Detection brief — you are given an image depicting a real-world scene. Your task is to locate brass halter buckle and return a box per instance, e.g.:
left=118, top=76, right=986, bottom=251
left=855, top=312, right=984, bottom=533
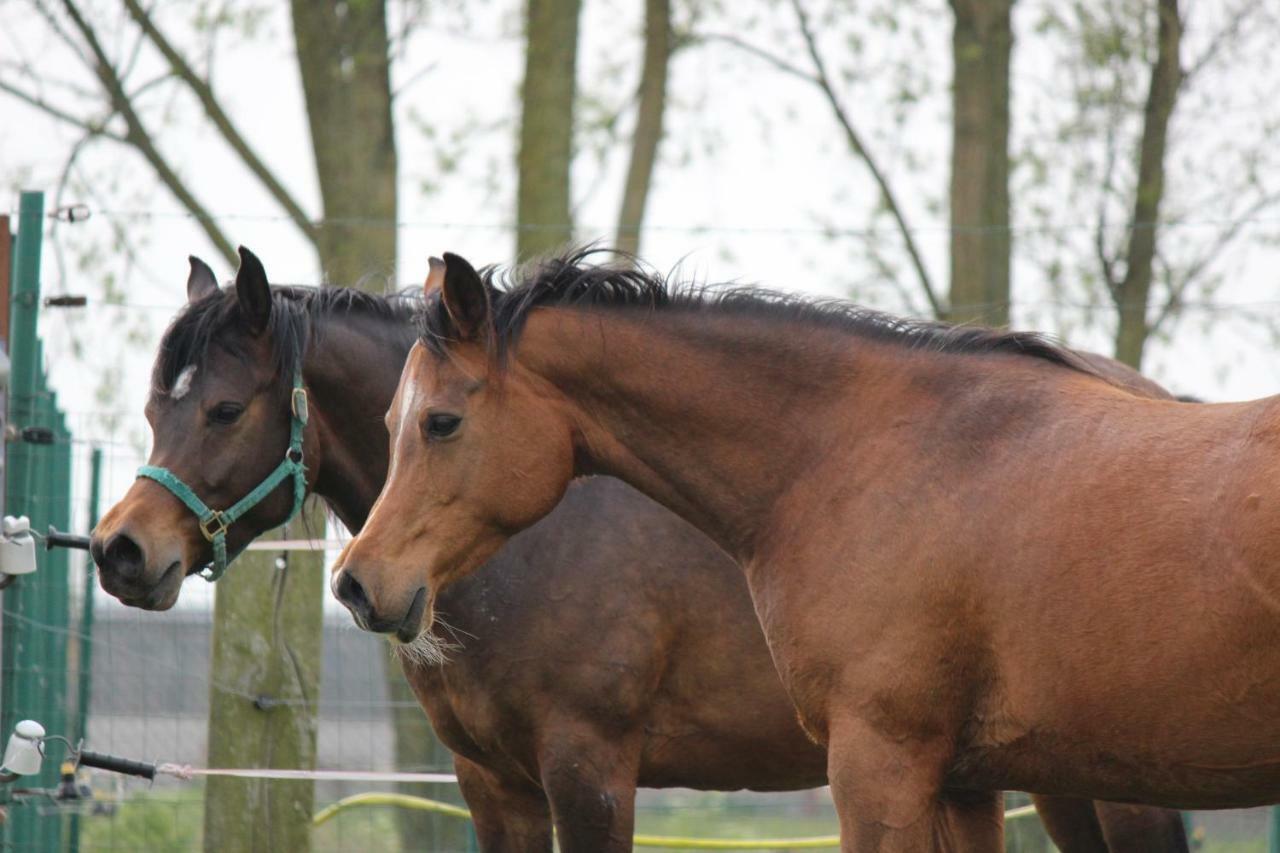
left=199, top=511, right=228, bottom=543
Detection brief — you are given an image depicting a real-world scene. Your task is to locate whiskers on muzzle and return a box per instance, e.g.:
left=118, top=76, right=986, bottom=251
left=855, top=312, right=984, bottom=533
left=390, top=609, right=474, bottom=668
left=391, top=626, right=456, bottom=670
left=392, top=631, right=453, bottom=667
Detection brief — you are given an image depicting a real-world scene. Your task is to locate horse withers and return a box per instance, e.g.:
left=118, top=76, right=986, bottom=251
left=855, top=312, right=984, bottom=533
left=338, top=250, right=1253, bottom=851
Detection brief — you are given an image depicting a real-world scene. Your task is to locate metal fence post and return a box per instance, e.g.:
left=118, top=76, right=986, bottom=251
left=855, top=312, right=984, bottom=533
left=76, top=445, right=101, bottom=743
left=67, top=446, right=101, bottom=853
left=2, top=191, right=47, bottom=850
left=1, top=191, right=73, bottom=852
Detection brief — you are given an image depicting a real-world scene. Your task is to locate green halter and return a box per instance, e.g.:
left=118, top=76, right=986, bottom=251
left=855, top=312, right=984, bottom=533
left=136, top=369, right=309, bottom=582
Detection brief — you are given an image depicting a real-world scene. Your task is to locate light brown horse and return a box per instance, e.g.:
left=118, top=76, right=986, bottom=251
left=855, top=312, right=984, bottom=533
left=91, top=251, right=1185, bottom=852
left=336, top=250, right=1267, bottom=851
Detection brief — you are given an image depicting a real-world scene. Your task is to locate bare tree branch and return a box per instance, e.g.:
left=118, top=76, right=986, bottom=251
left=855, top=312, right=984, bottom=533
left=703, top=7, right=942, bottom=317
left=696, top=32, right=818, bottom=82
left=389, top=0, right=430, bottom=61
left=1184, top=0, right=1265, bottom=81
left=0, top=78, right=125, bottom=140
left=59, top=2, right=238, bottom=267
left=616, top=0, right=671, bottom=255
left=392, top=60, right=438, bottom=100
left=568, top=84, right=645, bottom=219
left=1151, top=187, right=1280, bottom=333
left=59, top=0, right=237, bottom=267
left=788, top=0, right=942, bottom=318
left=1111, top=0, right=1183, bottom=368
left=126, top=71, right=181, bottom=102
left=0, top=58, right=99, bottom=102
left=1150, top=248, right=1179, bottom=327
left=863, top=233, right=927, bottom=317
left=120, top=0, right=317, bottom=246
left=29, top=0, right=96, bottom=72
left=1095, top=69, right=1125, bottom=298
left=118, top=5, right=152, bottom=83
left=49, top=127, right=109, bottom=296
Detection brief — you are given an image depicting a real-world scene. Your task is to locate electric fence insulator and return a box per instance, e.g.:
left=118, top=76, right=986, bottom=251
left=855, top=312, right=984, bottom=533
left=43, top=295, right=87, bottom=308
left=19, top=427, right=54, bottom=445
left=47, top=204, right=90, bottom=223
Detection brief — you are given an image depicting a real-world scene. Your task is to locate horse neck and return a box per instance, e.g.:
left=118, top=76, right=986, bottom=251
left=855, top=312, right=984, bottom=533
left=301, top=315, right=415, bottom=532
left=519, top=309, right=894, bottom=560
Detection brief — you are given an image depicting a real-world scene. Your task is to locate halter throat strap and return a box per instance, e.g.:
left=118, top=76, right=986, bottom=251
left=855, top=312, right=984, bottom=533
left=136, top=369, right=309, bottom=581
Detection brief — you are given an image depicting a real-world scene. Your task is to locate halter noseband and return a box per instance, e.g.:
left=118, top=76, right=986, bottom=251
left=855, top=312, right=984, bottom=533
left=136, top=369, right=309, bottom=582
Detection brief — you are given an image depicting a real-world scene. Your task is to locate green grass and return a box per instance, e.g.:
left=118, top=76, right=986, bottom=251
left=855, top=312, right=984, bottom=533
left=50, top=787, right=1280, bottom=853
left=312, top=804, right=405, bottom=852
left=77, top=790, right=202, bottom=852
left=72, top=786, right=410, bottom=853
left=632, top=805, right=1055, bottom=853
left=636, top=806, right=838, bottom=850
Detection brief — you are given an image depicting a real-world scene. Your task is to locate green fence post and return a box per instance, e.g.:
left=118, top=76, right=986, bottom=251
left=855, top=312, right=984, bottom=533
left=50, top=393, right=71, bottom=739
left=2, top=191, right=46, bottom=851
left=67, top=446, right=100, bottom=853
left=2, top=191, right=72, bottom=852
left=77, top=446, right=102, bottom=744
left=50, top=398, right=73, bottom=853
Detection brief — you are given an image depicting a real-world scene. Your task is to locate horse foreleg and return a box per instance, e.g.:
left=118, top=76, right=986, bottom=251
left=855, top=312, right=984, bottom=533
left=827, top=717, right=1002, bottom=852
left=1032, top=795, right=1189, bottom=852
left=454, top=755, right=553, bottom=853
left=1094, top=802, right=1189, bottom=853
left=539, top=728, right=642, bottom=853
left=1032, top=794, right=1110, bottom=852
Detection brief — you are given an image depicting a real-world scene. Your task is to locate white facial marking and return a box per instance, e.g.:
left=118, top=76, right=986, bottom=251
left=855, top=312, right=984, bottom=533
left=397, top=377, right=419, bottom=433
left=172, top=365, right=197, bottom=400
left=388, top=368, right=425, bottom=476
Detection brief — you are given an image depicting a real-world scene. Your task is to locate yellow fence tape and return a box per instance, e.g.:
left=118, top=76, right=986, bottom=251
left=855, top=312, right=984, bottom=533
left=313, top=792, right=1040, bottom=850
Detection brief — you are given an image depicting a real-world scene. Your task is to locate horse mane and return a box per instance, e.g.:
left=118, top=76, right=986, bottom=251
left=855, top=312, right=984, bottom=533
left=418, top=248, right=1088, bottom=375
left=155, top=285, right=420, bottom=392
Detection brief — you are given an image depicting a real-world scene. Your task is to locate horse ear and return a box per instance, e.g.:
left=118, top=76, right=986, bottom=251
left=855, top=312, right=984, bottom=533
left=187, top=256, right=219, bottom=303
left=235, top=246, right=272, bottom=335
left=441, top=252, right=490, bottom=341
left=424, top=256, right=446, bottom=299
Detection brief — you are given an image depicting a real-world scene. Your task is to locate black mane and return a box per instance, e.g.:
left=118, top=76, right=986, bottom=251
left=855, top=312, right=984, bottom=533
left=418, top=248, right=1087, bottom=374
left=155, top=285, right=420, bottom=392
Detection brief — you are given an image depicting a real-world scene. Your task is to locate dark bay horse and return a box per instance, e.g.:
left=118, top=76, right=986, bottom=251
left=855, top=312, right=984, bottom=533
left=92, top=249, right=1185, bottom=852
left=334, top=250, right=1260, bottom=850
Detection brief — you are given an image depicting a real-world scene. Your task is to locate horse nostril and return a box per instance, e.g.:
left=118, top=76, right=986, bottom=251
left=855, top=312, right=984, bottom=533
left=335, top=571, right=372, bottom=623
left=100, top=533, right=146, bottom=580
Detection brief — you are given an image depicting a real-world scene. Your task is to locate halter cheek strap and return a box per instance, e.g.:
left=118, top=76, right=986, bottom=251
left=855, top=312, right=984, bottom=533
left=136, top=370, right=309, bottom=582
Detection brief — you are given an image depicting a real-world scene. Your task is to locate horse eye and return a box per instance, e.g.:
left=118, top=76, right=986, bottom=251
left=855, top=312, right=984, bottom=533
left=208, top=402, right=244, bottom=425
left=425, top=413, right=462, bottom=440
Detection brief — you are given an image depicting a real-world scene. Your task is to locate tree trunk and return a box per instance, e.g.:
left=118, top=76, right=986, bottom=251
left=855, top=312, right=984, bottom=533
left=1112, top=0, right=1183, bottom=370
left=203, top=525, right=325, bottom=853
left=290, top=4, right=467, bottom=850
left=948, top=0, right=1014, bottom=327
left=615, top=0, right=671, bottom=256
left=291, top=0, right=399, bottom=284
left=517, top=0, right=582, bottom=261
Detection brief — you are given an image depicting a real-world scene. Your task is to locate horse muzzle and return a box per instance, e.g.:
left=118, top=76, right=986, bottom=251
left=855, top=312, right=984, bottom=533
left=332, top=566, right=428, bottom=642
left=90, top=527, right=187, bottom=610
